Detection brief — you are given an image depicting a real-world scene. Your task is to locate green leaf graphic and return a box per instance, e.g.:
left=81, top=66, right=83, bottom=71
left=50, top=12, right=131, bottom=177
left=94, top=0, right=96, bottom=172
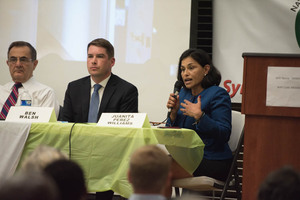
left=296, top=10, right=300, bottom=48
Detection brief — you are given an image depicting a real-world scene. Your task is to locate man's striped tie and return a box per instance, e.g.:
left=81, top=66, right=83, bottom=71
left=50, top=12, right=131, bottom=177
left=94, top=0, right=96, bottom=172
left=0, top=82, right=22, bottom=120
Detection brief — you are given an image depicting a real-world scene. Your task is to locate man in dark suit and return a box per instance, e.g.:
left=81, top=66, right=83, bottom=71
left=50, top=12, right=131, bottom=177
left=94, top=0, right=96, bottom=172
left=61, top=38, right=138, bottom=199
left=61, top=38, right=138, bottom=123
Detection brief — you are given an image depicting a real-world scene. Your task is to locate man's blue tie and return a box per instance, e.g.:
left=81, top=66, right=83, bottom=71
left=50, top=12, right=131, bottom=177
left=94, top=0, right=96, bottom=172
left=0, top=82, right=22, bottom=120
left=88, top=84, right=102, bottom=123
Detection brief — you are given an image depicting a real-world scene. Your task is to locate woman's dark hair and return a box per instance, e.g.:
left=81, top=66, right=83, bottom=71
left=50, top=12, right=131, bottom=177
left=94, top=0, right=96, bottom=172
left=177, top=49, right=221, bottom=89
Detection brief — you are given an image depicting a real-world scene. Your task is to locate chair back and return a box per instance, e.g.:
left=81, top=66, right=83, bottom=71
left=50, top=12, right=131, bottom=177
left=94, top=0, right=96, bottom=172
left=228, top=111, right=245, bottom=152
left=172, top=110, right=245, bottom=200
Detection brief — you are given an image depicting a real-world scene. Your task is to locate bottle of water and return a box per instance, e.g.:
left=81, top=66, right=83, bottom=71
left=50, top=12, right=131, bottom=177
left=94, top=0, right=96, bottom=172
left=20, top=90, right=32, bottom=106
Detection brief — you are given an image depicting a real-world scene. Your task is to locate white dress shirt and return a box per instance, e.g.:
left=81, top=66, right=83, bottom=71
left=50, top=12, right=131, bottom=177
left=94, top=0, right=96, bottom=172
left=89, top=75, right=111, bottom=107
left=0, top=76, right=60, bottom=118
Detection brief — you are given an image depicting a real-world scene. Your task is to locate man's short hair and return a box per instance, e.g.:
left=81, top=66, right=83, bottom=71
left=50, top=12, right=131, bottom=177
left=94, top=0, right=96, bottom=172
left=258, top=166, right=300, bottom=200
left=7, top=41, right=37, bottom=60
left=87, top=38, right=114, bottom=58
left=21, top=145, right=68, bottom=172
left=129, top=145, right=171, bottom=192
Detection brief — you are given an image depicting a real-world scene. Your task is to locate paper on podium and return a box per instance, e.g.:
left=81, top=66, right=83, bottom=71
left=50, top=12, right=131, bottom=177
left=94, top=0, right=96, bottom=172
left=267, top=66, right=300, bottom=107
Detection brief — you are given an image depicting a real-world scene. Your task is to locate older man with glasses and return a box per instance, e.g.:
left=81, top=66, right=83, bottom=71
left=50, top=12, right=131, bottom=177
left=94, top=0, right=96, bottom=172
left=0, top=41, right=59, bottom=120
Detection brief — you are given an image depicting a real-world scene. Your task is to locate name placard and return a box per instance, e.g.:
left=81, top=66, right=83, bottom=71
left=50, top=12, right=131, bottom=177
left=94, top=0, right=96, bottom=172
left=97, top=113, right=150, bottom=128
left=5, top=106, right=57, bottom=122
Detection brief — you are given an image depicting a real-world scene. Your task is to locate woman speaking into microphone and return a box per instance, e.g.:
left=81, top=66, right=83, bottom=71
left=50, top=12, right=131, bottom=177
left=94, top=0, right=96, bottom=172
left=166, top=49, right=232, bottom=195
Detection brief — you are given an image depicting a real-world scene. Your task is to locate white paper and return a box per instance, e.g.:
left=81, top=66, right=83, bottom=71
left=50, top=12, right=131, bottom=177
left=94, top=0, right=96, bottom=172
left=97, top=113, right=148, bottom=128
left=6, top=107, right=57, bottom=122
left=266, top=67, right=300, bottom=107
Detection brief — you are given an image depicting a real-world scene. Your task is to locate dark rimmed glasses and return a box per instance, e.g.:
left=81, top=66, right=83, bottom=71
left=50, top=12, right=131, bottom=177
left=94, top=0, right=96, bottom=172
left=8, top=57, right=33, bottom=64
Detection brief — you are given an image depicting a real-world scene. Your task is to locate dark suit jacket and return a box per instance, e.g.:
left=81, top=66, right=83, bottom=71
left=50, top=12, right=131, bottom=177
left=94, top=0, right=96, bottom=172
left=61, top=74, right=138, bottom=123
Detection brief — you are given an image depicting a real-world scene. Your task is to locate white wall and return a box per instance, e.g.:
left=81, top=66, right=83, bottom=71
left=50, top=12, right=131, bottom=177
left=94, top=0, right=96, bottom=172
left=0, top=0, right=191, bottom=122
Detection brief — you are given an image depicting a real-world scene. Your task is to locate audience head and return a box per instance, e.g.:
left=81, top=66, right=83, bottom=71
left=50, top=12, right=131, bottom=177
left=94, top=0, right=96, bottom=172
left=21, top=145, right=68, bottom=172
left=177, top=48, right=221, bottom=89
left=44, top=159, right=87, bottom=200
left=128, top=145, right=171, bottom=194
left=0, top=171, right=59, bottom=200
left=7, top=41, right=38, bottom=83
left=258, top=166, right=300, bottom=200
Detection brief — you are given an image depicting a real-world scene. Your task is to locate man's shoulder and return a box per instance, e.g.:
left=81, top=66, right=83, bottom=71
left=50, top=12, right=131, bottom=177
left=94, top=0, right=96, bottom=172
left=0, top=83, right=11, bottom=97
left=68, top=76, right=90, bottom=86
left=2, top=82, right=13, bottom=90
left=26, top=78, right=54, bottom=91
left=109, top=74, right=136, bottom=88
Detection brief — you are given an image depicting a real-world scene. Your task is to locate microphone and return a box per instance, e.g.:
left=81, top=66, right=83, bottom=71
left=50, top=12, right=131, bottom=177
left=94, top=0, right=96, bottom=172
left=167, top=80, right=183, bottom=115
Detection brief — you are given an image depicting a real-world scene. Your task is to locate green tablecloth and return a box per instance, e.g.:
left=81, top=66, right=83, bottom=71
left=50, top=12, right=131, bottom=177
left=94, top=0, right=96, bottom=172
left=17, top=122, right=204, bottom=198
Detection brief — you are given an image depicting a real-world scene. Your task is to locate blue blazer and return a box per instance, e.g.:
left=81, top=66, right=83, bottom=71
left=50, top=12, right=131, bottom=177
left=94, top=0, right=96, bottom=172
left=167, top=86, right=232, bottom=160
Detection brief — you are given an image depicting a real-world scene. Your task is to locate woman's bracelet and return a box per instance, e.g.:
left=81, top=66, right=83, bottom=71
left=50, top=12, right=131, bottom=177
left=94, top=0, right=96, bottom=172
left=192, top=112, right=205, bottom=125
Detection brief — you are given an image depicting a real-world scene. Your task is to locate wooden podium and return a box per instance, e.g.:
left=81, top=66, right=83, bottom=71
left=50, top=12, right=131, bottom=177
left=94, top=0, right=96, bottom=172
left=241, top=53, right=300, bottom=200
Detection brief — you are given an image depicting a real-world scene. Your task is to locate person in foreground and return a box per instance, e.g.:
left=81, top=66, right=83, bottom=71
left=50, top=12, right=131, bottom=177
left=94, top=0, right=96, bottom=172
left=21, top=145, right=68, bottom=172
left=62, top=38, right=138, bottom=123
left=44, top=159, right=87, bottom=200
left=0, top=41, right=60, bottom=120
left=257, top=166, right=300, bottom=200
left=0, top=171, right=59, bottom=200
left=165, top=49, right=232, bottom=196
left=128, top=145, right=172, bottom=200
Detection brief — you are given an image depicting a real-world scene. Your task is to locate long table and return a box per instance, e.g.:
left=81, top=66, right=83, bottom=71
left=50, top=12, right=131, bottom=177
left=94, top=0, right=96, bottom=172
left=15, top=122, right=204, bottom=198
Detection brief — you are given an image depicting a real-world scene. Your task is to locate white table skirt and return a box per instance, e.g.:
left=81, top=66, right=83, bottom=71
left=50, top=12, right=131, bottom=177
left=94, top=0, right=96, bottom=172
left=0, top=121, right=31, bottom=184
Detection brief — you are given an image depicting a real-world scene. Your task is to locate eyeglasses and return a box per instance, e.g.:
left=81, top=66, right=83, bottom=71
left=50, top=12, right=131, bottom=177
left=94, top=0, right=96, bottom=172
left=8, top=57, right=33, bottom=64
